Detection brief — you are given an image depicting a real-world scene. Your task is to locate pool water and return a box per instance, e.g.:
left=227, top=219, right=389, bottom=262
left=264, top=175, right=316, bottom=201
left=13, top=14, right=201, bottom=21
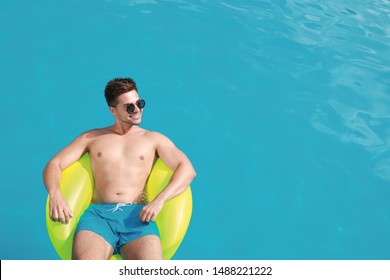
left=0, top=0, right=389, bottom=259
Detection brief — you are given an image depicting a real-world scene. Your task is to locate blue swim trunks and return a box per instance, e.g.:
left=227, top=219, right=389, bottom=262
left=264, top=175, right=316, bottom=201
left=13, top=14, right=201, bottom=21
left=75, top=203, right=160, bottom=254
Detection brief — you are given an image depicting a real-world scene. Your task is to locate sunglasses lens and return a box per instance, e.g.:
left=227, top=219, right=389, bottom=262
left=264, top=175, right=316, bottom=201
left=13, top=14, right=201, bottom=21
left=138, top=99, right=146, bottom=109
left=126, top=100, right=145, bottom=113
left=126, top=104, right=135, bottom=113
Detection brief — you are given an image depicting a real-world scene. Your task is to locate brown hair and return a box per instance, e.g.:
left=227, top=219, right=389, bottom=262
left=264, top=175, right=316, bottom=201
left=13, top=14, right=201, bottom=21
left=104, top=77, right=138, bottom=107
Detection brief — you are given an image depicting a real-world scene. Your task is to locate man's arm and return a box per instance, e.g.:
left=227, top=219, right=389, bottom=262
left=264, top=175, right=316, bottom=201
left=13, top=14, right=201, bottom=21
left=139, top=132, right=196, bottom=223
left=43, top=133, right=89, bottom=224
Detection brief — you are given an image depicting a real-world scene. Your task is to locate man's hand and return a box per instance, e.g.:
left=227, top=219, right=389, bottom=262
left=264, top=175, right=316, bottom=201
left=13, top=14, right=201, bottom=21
left=139, top=199, right=164, bottom=223
left=49, top=193, right=73, bottom=224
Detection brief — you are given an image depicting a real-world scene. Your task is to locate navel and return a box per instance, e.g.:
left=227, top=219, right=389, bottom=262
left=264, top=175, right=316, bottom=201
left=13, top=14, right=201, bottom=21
left=97, top=152, right=102, bottom=158
left=139, top=155, right=144, bottom=160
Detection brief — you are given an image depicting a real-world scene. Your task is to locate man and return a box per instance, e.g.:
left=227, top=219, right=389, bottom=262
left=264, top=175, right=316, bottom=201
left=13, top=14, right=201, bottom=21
left=43, top=77, right=196, bottom=260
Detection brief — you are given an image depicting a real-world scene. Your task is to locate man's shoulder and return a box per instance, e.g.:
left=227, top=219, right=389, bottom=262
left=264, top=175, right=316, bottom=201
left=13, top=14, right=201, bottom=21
left=78, top=127, right=112, bottom=139
left=143, top=130, right=176, bottom=147
left=144, top=130, right=168, bottom=139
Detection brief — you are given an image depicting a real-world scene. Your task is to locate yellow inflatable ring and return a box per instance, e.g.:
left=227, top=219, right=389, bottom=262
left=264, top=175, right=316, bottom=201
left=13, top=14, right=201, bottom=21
left=46, top=153, right=192, bottom=260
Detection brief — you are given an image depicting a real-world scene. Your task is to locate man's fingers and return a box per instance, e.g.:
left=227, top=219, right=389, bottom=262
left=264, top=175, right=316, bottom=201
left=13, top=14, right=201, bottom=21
left=140, top=203, right=163, bottom=223
left=144, top=214, right=152, bottom=223
left=140, top=212, right=148, bottom=223
left=50, top=208, right=72, bottom=223
left=64, top=212, right=72, bottom=224
left=140, top=207, right=153, bottom=223
left=51, top=209, right=59, bottom=222
left=60, top=210, right=72, bottom=224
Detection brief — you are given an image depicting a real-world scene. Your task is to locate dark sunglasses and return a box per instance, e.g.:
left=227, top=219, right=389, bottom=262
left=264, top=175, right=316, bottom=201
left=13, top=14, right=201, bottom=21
left=125, top=99, right=146, bottom=113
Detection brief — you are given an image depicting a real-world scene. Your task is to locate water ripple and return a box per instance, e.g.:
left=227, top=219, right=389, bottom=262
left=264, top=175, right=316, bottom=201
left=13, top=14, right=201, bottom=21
left=220, top=1, right=250, bottom=13
left=311, top=99, right=390, bottom=152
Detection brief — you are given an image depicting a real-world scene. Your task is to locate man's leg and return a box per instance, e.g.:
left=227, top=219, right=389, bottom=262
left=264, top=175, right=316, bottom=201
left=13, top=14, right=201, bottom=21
left=72, top=230, right=114, bottom=260
left=120, top=235, right=162, bottom=260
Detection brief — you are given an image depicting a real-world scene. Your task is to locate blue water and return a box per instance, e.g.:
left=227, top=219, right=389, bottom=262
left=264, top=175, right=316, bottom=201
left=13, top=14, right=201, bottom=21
left=1, top=0, right=389, bottom=260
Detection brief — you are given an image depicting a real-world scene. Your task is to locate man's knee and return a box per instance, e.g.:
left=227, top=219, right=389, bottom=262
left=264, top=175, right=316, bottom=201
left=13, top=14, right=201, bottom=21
left=121, top=235, right=162, bottom=260
left=72, top=230, right=114, bottom=260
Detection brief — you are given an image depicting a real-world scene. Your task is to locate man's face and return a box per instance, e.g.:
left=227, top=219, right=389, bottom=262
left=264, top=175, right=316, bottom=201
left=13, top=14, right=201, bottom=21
left=111, top=90, right=144, bottom=125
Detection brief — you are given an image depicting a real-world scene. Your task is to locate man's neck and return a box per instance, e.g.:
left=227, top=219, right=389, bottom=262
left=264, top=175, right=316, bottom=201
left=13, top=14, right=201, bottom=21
left=111, top=123, right=139, bottom=135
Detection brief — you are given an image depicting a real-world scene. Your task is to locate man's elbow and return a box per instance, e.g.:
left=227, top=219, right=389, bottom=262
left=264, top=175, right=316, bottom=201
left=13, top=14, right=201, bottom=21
left=189, top=167, right=197, bottom=180
left=43, top=159, right=61, bottom=175
left=183, top=162, right=196, bottom=181
left=178, top=159, right=196, bottom=181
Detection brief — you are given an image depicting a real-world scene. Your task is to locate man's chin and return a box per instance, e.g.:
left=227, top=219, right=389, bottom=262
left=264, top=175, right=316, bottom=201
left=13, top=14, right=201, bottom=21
left=128, top=115, right=142, bottom=125
left=130, top=119, right=142, bottom=125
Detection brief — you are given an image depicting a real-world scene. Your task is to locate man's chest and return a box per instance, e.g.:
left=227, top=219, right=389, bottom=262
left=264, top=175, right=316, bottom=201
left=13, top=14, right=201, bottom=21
left=88, top=134, right=156, bottom=164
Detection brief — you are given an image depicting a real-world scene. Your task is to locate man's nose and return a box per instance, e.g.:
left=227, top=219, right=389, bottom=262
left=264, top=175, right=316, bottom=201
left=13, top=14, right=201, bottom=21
left=133, top=104, right=141, bottom=113
left=133, top=104, right=141, bottom=114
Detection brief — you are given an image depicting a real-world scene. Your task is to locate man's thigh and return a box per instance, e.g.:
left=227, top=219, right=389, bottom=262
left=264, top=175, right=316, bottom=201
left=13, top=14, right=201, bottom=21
left=72, top=230, right=114, bottom=260
left=120, top=235, right=162, bottom=260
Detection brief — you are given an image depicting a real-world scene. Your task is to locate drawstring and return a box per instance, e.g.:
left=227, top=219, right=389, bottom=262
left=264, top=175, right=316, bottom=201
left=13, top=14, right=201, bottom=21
left=107, top=202, right=134, bottom=212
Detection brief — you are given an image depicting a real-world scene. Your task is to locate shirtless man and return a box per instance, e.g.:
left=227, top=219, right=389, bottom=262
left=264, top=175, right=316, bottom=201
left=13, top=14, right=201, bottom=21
left=43, top=77, right=196, bottom=260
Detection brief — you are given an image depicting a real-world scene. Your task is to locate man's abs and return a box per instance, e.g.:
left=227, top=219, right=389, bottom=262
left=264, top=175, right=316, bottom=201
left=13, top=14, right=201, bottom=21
left=89, top=159, right=156, bottom=204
